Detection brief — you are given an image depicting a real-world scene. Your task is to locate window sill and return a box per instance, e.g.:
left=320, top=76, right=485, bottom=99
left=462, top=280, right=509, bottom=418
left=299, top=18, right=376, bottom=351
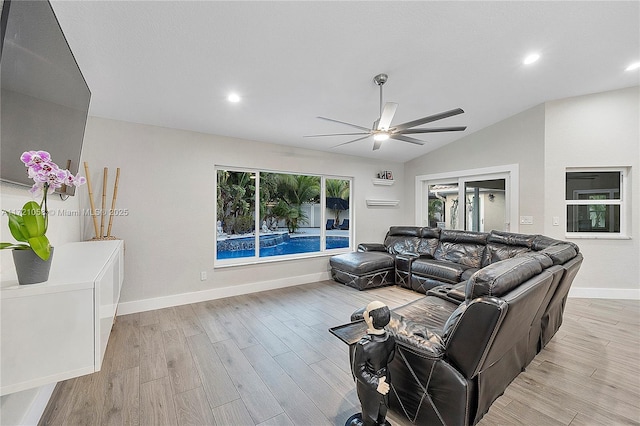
left=214, top=248, right=351, bottom=268
left=565, top=233, right=631, bottom=240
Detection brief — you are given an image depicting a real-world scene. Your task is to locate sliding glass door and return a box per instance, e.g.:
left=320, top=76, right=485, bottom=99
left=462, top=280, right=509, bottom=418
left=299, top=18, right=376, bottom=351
left=464, top=179, right=506, bottom=232
left=418, top=166, right=516, bottom=233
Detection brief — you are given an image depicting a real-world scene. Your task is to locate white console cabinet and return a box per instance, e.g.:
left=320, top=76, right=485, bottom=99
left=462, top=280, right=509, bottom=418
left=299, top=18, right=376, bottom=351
left=1, top=240, right=124, bottom=396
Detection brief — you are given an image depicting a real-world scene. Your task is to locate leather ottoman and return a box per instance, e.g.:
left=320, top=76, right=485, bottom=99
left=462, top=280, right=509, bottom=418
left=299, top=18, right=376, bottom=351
left=329, top=251, right=395, bottom=290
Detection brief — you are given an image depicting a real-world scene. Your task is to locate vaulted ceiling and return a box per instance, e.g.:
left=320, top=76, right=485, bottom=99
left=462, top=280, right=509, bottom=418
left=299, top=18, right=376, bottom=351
left=51, top=1, right=639, bottom=162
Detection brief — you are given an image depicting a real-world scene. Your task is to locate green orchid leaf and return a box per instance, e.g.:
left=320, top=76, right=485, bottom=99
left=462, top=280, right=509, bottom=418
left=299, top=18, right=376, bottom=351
left=0, top=242, right=31, bottom=250
left=27, top=235, right=51, bottom=260
left=4, top=210, right=28, bottom=242
left=21, top=201, right=47, bottom=238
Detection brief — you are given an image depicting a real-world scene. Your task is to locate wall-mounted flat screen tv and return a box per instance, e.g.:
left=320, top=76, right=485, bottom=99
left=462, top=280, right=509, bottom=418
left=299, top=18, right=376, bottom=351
left=1, top=0, right=90, bottom=195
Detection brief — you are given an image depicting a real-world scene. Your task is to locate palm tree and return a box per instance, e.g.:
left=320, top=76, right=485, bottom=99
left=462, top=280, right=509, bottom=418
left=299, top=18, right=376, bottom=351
left=326, top=179, right=350, bottom=224
left=259, top=172, right=281, bottom=230
left=217, top=170, right=255, bottom=234
left=273, top=174, right=320, bottom=233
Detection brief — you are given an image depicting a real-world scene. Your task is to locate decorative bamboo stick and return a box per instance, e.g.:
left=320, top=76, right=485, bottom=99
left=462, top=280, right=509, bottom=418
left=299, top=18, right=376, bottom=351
left=83, top=162, right=100, bottom=238
left=107, top=168, right=120, bottom=237
left=100, top=167, right=108, bottom=237
left=61, top=159, right=72, bottom=194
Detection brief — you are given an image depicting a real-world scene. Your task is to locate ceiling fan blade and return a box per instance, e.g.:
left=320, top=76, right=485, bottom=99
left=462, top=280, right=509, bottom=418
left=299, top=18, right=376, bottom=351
left=400, top=126, right=467, bottom=134
left=304, top=132, right=371, bottom=137
left=390, top=134, right=425, bottom=145
left=317, top=116, right=371, bottom=132
left=373, top=138, right=384, bottom=151
left=331, top=135, right=371, bottom=148
left=377, top=102, right=398, bottom=130
left=393, top=108, right=465, bottom=131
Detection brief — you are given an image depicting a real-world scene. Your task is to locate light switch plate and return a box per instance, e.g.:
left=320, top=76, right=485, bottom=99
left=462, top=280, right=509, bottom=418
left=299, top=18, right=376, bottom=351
left=519, top=216, right=534, bottom=225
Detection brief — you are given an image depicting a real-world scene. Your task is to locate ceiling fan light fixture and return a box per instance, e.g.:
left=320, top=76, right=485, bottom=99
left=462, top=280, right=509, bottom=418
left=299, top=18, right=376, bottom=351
left=373, top=132, right=390, bottom=142
left=306, top=73, right=466, bottom=151
left=625, top=61, right=640, bottom=71
left=523, top=53, right=540, bottom=65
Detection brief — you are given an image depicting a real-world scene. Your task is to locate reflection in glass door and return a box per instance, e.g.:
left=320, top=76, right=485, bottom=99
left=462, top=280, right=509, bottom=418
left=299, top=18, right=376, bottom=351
left=423, top=169, right=513, bottom=232
left=464, top=179, right=506, bottom=232
left=428, top=183, right=461, bottom=230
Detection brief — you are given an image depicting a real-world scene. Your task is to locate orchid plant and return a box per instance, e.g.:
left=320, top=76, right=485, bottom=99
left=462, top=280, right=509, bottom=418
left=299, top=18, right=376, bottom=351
left=1, top=151, right=86, bottom=260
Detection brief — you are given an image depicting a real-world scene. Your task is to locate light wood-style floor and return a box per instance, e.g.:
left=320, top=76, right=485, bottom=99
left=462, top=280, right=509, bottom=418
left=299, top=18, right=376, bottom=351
left=39, top=280, right=640, bottom=426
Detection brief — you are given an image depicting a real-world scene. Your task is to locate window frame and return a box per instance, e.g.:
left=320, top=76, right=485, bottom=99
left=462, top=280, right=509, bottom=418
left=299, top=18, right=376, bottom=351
left=214, top=166, right=353, bottom=267
left=565, top=167, right=629, bottom=239
left=415, top=164, right=518, bottom=232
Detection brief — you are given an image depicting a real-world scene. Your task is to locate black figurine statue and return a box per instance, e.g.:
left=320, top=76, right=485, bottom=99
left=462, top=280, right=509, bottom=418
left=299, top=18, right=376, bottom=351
left=346, top=301, right=396, bottom=426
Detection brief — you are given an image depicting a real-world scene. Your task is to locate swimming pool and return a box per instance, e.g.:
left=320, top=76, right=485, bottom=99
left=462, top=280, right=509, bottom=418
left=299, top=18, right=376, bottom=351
left=216, top=235, right=349, bottom=259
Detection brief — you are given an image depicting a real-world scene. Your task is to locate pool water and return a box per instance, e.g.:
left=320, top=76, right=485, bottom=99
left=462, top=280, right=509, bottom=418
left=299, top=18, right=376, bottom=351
left=217, top=236, right=349, bottom=259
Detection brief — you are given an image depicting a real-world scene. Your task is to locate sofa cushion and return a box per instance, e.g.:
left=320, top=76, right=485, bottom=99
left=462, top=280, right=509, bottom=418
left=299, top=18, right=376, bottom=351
left=411, top=258, right=469, bottom=284
left=329, top=251, right=394, bottom=275
left=420, top=227, right=441, bottom=239
left=417, top=227, right=441, bottom=256
left=440, top=229, right=489, bottom=245
left=518, top=251, right=553, bottom=269
left=389, top=226, right=422, bottom=237
left=434, top=241, right=486, bottom=268
left=417, top=237, right=440, bottom=257
left=392, top=295, right=458, bottom=335
left=482, top=243, right=531, bottom=267
left=384, top=235, right=422, bottom=255
left=487, top=230, right=536, bottom=248
left=531, top=234, right=559, bottom=250
left=531, top=235, right=579, bottom=254
left=465, top=256, right=544, bottom=301
left=460, top=267, right=479, bottom=281
left=540, top=243, right=578, bottom=265
left=357, top=243, right=386, bottom=252
left=435, top=230, right=488, bottom=268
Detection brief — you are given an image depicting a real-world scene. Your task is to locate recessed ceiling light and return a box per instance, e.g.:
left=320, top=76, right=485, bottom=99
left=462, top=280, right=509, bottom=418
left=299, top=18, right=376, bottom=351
left=523, top=53, right=540, bottom=65
left=227, top=93, right=241, bottom=103
left=625, top=61, right=640, bottom=71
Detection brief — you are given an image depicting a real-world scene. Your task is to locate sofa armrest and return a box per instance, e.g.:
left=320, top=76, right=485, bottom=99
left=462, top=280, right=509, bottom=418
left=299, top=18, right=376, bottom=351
left=426, top=283, right=466, bottom=304
left=444, top=297, right=508, bottom=378
left=350, top=306, right=365, bottom=322
left=447, top=283, right=467, bottom=302
left=357, top=243, right=387, bottom=252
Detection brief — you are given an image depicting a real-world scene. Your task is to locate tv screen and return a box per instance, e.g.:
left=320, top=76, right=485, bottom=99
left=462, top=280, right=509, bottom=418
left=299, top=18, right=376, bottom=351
left=1, top=0, right=90, bottom=195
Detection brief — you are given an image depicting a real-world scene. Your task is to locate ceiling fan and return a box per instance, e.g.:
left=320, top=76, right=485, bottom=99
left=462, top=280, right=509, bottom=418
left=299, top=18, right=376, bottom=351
left=305, top=73, right=467, bottom=150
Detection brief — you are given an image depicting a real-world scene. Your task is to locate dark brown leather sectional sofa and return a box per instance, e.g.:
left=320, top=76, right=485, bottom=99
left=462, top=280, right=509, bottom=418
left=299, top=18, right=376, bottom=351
left=330, top=227, right=583, bottom=425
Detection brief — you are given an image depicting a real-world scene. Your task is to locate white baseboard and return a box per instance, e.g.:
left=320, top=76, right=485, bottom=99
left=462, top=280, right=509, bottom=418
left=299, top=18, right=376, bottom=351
left=117, top=271, right=331, bottom=315
left=117, top=276, right=638, bottom=316
left=569, top=287, right=640, bottom=300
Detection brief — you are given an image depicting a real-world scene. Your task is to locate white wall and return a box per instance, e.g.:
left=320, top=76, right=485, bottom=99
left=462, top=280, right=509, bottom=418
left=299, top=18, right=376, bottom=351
left=79, top=117, right=405, bottom=313
left=404, top=103, right=546, bottom=232
left=544, top=86, right=639, bottom=298
left=404, top=86, right=639, bottom=298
